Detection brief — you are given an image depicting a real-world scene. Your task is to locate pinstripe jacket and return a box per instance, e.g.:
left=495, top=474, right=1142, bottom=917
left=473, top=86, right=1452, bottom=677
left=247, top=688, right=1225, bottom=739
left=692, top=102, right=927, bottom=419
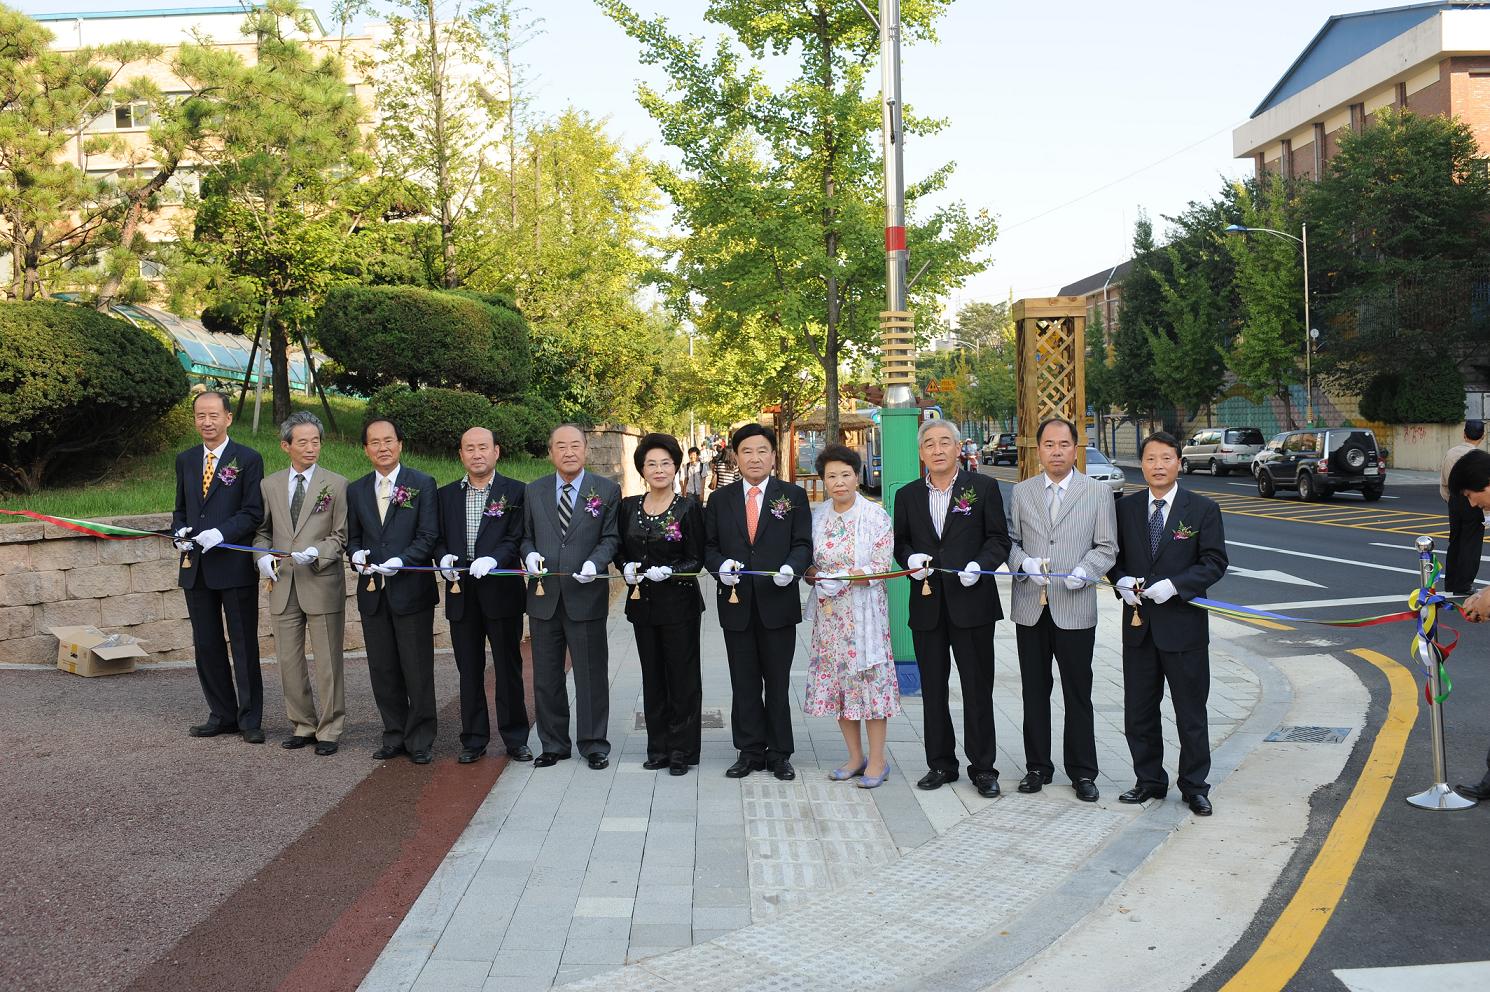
left=1006, top=470, right=1118, bottom=630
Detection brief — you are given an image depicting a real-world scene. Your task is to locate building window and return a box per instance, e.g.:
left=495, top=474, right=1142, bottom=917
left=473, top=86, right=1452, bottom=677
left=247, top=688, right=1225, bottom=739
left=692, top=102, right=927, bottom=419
left=113, top=101, right=151, bottom=129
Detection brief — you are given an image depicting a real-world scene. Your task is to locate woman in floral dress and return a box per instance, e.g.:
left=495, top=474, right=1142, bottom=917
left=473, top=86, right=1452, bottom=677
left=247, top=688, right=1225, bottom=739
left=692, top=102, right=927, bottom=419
left=804, top=444, right=900, bottom=788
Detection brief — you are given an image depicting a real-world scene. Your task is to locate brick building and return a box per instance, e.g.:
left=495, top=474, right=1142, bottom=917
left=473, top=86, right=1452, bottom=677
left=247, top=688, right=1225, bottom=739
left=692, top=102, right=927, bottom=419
left=1234, top=1, right=1490, bottom=179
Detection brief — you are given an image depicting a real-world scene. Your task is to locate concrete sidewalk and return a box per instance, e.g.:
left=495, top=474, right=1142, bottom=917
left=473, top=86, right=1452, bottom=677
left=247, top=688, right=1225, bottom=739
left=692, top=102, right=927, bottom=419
left=358, top=586, right=1359, bottom=992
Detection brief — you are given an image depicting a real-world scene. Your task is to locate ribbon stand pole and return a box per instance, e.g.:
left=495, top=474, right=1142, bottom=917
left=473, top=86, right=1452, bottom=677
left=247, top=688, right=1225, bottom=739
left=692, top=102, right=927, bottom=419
left=1405, top=536, right=1475, bottom=810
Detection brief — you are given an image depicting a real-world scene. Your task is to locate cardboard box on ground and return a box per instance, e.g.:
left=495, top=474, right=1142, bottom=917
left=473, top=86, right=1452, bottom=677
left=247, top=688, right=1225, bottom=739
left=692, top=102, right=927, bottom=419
left=48, top=626, right=148, bottom=677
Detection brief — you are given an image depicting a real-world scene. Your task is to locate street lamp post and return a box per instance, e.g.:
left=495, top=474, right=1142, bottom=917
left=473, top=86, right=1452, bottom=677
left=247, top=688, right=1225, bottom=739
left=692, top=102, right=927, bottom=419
left=1225, top=222, right=1314, bottom=426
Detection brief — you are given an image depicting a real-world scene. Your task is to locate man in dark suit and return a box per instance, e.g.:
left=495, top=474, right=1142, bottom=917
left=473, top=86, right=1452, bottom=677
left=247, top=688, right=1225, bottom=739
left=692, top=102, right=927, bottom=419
left=1108, top=431, right=1229, bottom=816
left=703, top=423, right=812, bottom=781
left=520, top=425, right=621, bottom=770
left=435, top=427, right=532, bottom=765
left=347, top=418, right=440, bottom=764
left=172, top=390, right=266, bottom=742
left=893, top=419, right=1011, bottom=798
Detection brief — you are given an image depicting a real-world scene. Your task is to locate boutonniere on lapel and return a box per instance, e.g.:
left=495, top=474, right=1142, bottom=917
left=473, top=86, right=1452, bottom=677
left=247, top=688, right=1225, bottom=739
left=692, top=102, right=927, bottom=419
left=484, top=494, right=509, bottom=518
left=583, top=488, right=603, bottom=517
left=1172, top=522, right=1198, bottom=541
left=217, top=458, right=240, bottom=488
left=312, top=485, right=333, bottom=513
left=951, top=487, right=977, bottom=515
left=661, top=513, right=682, bottom=542
left=768, top=495, right=792, bottom=520
left=390, top=484, right=419, bottom=509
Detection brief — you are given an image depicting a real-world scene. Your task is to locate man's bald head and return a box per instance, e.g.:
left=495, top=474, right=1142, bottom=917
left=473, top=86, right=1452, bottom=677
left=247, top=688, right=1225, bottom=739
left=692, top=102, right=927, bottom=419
left=459, top=425, right=499, bottom=483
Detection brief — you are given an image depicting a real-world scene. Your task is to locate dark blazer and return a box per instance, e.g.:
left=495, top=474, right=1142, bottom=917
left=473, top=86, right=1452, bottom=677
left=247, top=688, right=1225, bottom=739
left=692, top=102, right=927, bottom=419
left=614, top=493, right=705, bottom=625
left=434, top=473, right=526, bottom=622
left=892, top=469, right=1012, bottom=630
left=703, top=477, right=813, bottom=632
left=347, top=465, right=439, bottom=617
left=173, top=438, right=264, bottom=590
left=520, top=471, right=622, bottom=622
left=1108, top=487, right=1228, bottom=651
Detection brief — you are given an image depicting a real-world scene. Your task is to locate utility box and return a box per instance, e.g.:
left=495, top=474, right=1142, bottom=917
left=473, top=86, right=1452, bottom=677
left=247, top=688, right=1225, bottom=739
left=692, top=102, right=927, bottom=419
left=49, top=626, right=147, bottom=677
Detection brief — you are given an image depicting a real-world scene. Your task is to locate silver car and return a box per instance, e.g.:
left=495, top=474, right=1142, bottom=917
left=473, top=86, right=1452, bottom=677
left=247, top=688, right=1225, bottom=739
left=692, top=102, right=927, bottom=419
left=1084, top=446, right=1125, bottom=492
left=1181, top=427, right=1265, bottom=477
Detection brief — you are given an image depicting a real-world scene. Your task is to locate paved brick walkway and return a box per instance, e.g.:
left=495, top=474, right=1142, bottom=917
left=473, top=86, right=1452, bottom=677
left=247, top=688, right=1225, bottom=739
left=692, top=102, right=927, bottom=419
left=359, top=582, right=1262, bottom=992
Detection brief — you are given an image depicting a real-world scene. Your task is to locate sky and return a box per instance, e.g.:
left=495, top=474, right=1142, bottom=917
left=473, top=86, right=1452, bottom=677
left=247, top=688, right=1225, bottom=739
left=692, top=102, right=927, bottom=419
left=21, top=0, right=1394, bottom=318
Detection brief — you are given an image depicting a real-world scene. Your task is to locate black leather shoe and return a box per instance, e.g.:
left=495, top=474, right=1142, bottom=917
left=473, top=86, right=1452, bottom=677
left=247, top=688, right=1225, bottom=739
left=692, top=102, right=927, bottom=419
left=458, top=747, right=486, bottom=764
left=917, top=768, right=959, bottom=791
left=588, top=754, right=610, bottom=770
left=1186, top=794, right=1213, bottom=816
left=410, top=750, right=433, bottom=765
left=1017, top=771, right=1051, bottom=793
left=1455, top=781, right=1490, bottom=801
left=973, top=773, right=1001, bottom=798
left=725, top=756, right=766, bottom=778
left=507, top=745, right=534, bottom=762
left=1074, top=779, right=1100, bottom=803
left=189, top=723, right=237, bottom=738
left=314, top=741, right=338, bottom=756
left=669, top=758, right=688, bottom=776
left=770, top=759, right=796, bottom=781
left=534, top=752, right=570, bottom=768
left=282, top=735, right=315, bottom=750
left=241, top=728, right=266, bottom=744
left=643, top=757, right=669, bottom=770
left=371, top=745, right=407, bottom=761
left=1118, top=785, right=1167, bottom=804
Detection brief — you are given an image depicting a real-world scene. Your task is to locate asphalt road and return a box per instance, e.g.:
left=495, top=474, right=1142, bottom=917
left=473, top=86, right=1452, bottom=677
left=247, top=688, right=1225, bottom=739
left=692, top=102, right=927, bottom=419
left=982, top=460, right=1490, bottom=990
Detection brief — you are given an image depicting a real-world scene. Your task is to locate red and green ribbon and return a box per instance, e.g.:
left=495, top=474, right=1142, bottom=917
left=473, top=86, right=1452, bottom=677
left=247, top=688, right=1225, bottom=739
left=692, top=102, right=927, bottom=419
left=0, top=509, right=163, bottom=540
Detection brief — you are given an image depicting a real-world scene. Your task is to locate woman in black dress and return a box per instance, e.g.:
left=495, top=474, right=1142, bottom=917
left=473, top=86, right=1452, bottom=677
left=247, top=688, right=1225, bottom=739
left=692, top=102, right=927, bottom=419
left=617, top=433, right=705, bottom=774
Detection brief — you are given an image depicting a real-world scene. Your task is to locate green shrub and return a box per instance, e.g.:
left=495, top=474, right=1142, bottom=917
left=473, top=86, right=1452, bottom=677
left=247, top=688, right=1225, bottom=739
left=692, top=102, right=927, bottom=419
left=365, top=384, right=494, bottom=455
left=1358, top=358, right=1465, bottom=423
left=489, top=394, right=561, bottom=456
left=126, top=397, right=198, bottom=457
left=316, top=285, right=532, bottom=399
left=0, top=300, right=189, bottom=492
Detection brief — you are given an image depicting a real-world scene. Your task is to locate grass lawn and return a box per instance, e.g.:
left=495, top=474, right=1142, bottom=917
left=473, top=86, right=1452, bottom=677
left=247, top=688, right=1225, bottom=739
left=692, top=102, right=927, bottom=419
left=1, top=393, right=549, bottom=524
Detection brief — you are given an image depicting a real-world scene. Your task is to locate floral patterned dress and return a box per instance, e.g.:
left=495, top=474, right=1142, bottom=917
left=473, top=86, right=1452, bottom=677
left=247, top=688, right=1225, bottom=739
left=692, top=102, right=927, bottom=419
left=803, top=497, right=901, bottom=720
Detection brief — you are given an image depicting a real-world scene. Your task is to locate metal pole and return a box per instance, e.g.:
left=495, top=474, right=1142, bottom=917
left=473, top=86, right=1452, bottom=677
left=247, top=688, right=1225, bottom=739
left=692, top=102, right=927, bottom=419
left=882, top=0, right=908, bottom=404
left=1302, top=222, right=1312, bottom=427
left=1405, top=536, right=1476, bottom=810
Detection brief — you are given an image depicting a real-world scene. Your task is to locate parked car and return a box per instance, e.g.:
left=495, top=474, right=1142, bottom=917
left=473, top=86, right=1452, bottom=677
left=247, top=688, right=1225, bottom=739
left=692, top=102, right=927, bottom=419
left=1084, top=446, right=1125, bottom=493
left=989, top=432, right=1018, bottom=466
left=1252, top=428, right=1386, bottom=501
left=1181, top=427, right=1265, bottom=476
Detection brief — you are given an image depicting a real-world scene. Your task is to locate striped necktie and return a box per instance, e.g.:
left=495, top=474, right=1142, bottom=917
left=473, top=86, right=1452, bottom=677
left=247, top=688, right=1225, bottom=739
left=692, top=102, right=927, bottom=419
left=558, top=482, right=574, bottom=533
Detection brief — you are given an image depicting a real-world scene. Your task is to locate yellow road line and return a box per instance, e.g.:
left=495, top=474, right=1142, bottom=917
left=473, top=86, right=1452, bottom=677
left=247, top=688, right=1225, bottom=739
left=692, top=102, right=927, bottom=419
left=1217, top=648, right=1417, bottom=992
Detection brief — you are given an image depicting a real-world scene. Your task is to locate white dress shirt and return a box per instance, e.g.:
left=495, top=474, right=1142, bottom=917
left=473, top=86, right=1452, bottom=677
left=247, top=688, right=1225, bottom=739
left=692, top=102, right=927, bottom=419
left=203, top=437, right=230, bottom=473
left=288, top=463, right=317, bottom=502
left=1145, top=483, right=1179, bottom=529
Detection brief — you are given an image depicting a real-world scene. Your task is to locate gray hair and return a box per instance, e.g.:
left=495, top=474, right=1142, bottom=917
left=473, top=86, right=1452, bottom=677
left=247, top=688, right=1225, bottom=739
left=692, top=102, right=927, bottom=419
left=280, top=410, right=324, bottom=444
left=917, top=418, right=962, bottom=446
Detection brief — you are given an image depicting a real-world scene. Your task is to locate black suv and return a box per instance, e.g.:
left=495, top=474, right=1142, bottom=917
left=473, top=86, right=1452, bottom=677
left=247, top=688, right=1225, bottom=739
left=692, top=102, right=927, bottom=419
left=987, top=432, right=1018, bottom=466
left=1252, top=428, right=1387, bottom=501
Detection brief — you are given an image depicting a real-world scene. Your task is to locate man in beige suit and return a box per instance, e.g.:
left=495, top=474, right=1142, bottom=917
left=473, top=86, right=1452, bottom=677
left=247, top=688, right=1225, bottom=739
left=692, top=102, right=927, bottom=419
left=254, top=412, right=349, bottom=756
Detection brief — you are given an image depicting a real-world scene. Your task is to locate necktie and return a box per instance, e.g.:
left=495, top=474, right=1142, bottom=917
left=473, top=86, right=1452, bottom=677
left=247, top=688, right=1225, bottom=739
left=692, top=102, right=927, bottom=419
left=746, top=486, right=761, bottom=543
left=558, top=482, right=574, bottom=533
left=1149, top=498, right=1166, bottom=558
left=201, top=451, right=216, bottom=498
left=1047, top=481, right=1062, bottom=521
left=378, top=476, right=391, bottom=524
left=290, top=473, right=306, bottom=526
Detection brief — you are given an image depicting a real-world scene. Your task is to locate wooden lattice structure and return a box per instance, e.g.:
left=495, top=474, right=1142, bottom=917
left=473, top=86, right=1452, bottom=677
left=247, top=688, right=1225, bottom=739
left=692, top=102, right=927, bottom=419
left=1013, top=297, right=1087, bottom=481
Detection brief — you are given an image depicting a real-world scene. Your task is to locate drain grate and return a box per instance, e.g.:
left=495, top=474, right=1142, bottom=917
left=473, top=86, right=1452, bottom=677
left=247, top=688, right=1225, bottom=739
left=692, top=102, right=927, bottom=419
left=1264, top=725, right=1352, bottom=744
left=634, top=707, right=725, bottom=731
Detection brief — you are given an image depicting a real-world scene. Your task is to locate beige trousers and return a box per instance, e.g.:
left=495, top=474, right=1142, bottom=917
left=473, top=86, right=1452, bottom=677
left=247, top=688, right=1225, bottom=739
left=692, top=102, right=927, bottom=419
left=273, top=584, right=346, bottom=742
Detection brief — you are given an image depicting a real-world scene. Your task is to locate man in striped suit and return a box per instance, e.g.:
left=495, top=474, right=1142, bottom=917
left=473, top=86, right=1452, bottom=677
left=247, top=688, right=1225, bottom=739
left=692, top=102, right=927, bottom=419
left=1006, top=418, right=1117, bottom=802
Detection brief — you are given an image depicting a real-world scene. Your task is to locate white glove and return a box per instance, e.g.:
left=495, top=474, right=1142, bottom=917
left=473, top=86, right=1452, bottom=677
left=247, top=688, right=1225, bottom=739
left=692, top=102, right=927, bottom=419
left=373, top=556, right=403, bottom=576
left=469, top=556, right=497, bottom=580
left=1142, top=578, right=1178, bottom=604
left=351, top=549, right=371, bottom=575
left=439, top=553, right=460, bottom=583
left=1063, top=566, right=1090, bottom=591
left=1020, top=556, right=1050, bottom=587
left=173, top=526, right=194, bottom=552
left=645, top=565, right=673, bottom=583
left=719, top=559, right=742, bottom=587
left=906, top=552, right=932, bottom=581
left=524, top=551, right=547, bottom=577
left=815, top=575, right=847, bottom=597
left=256, top=555, right=278, bottom=582
left=773, top=564, right=796, bottom=588
left=1115, top=575, right=1141, bottom=607
left=195, top=528, right=224, bottom=552
left=574, top=559, right=598, bottom=584
left=958, top=562, right=981, bottom=588
left=291, top=546, right=318, bottom=567
left=623, top=561, right=641, bottom=586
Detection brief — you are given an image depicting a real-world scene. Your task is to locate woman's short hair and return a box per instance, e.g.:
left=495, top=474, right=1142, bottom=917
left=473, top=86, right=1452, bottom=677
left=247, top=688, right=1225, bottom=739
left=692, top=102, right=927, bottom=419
left=815, top=443, right=862, bottom=476
left=633, top=432, right=683, bottom=474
